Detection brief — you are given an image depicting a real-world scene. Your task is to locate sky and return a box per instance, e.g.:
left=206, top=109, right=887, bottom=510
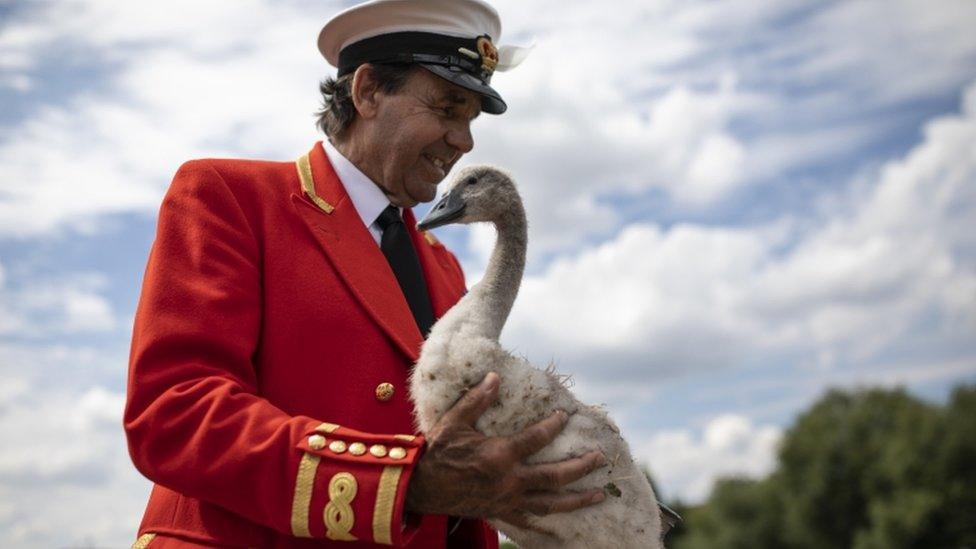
left=0, top=0, right=974, bottom=546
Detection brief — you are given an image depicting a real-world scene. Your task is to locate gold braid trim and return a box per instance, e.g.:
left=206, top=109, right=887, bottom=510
left=393, top=434, right=416, bottom=442
left=297, top=153, right=334, bottom=214
left=131, top=533, right=156, bottom=549
left=324, top=472, right=358, bottom=541
left=290, top=452, right=322, bottom=537
left=315, top=422, right=341, bottom=433
left=372, top=466, right=404, bottom=545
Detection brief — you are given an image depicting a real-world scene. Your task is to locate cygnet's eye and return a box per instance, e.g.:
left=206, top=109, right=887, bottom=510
left=466, top=176, right=478, bottom=185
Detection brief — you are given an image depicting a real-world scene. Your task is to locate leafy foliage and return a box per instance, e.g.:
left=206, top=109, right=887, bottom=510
left=669, top=385, right=976, bottom=549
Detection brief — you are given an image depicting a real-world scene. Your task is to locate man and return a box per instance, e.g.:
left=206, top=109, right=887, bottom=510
left=124, top=0, right=606, bottom=547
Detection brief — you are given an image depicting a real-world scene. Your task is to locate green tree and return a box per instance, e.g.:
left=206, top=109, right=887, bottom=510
left=920, top=385, right=976, bottom=548
left=672, top=477, right=785, bottom=549
left=778, top=388, right=942, bottom=548
left=671, top=385, right=976, bottom=549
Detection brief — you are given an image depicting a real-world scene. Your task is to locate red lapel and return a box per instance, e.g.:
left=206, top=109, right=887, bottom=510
left=290, top=142, right=461, bottom=362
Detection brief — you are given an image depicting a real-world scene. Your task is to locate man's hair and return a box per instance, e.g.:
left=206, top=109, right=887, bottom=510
left=315, top=63, right=416, bottom=139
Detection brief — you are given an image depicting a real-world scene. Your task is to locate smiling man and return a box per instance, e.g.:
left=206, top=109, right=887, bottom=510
left=327, top=67, right=478, bottom=207
left=123, top=0, right=606, bottom=548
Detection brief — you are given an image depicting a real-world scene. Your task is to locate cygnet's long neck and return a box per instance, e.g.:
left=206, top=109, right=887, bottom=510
left=468, top=202, right=527, bottom=342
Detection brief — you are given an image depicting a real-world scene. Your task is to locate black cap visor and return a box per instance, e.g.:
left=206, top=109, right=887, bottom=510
left=419, top=63, right=507, bottom=115
left=337, top=31, right=508, bottom=115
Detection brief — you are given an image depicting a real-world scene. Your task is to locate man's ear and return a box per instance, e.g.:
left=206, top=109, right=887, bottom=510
left=350, top=64, right=381, bottom=119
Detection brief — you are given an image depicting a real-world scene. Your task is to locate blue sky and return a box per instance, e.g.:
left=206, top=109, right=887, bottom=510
left=1, top=0, right=975, bottom=546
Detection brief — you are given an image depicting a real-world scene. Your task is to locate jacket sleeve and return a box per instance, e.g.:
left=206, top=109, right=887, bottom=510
left=124, top=160, right=423, bottom=545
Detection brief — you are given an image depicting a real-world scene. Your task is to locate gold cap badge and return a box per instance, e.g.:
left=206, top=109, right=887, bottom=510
left=477, top=36, right=498, bottom=73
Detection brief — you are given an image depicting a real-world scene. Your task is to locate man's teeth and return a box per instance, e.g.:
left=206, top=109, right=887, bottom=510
left=427, top=155, right=445, bottom=169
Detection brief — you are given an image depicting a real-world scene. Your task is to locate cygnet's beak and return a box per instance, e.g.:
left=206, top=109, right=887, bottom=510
left=417, top=186, right=466, bottom=231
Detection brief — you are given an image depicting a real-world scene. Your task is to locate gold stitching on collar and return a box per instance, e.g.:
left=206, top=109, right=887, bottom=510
left=290, top=452, right=321, bottom=537
left=316, top=422, right=341, bottom=433
left=372, top=465, right=404, bottom=545
left=297, top=153, right=334, bottom=214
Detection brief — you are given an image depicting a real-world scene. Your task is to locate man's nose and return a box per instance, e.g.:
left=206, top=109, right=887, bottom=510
left=446, top=122, right=474, bottom=154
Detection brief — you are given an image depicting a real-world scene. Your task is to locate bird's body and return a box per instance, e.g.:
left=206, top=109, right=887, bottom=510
left=411, top=166, right=663, bottom=548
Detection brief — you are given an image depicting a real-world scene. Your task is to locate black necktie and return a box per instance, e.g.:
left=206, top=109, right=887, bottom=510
left=376, top=205, right=436, bottom=337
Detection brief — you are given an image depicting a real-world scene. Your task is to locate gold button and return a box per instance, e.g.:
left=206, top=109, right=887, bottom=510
left=369, top=444, right=388, bottom=458
left=389, top=447, right=407, bottom=460
left=375, top=382, right=395, bottom=402
left=308, top=434, right=326, bottom=450
left=348, top=442, right=367, bottom=456
left=329, top=440, right=347, bottom=454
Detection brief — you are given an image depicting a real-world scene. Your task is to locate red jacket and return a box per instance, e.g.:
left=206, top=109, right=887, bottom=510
left=125, top=142, right=498, bottom=548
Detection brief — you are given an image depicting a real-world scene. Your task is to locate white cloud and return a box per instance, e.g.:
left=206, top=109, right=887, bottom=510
left=639, top=413, right=782, bottom=503
left=0, top=0, right=329, bottom=238
left=0, top=382, right=149, bottom=548
left=4, top=0, right=974, bottom=253
left=461, top=47, right=749, bottom=257
left=0, top=386, right=123, bottom=480
left=444, top=0, right=976, bottom=258
left=500, top=78, right=976, bottom=399
left=0, top=261, right=27, bottom=335
left=0, top=272, right=117, bottom=336
left=0, top=326, right=142, bottom=547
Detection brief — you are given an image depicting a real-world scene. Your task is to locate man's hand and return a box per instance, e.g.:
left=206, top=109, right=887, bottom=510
left=406, top=372, right=607, bottom=531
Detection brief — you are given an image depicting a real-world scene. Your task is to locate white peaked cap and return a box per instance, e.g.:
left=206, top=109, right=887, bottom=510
left=317, top=0, right=532, bottom=114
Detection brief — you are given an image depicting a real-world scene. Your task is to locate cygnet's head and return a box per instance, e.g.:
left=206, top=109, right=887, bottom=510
left=417, top=165, right=521, bottom=231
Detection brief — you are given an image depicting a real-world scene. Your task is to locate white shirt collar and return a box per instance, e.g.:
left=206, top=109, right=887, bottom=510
left=322, top=139, right=398, bottom=233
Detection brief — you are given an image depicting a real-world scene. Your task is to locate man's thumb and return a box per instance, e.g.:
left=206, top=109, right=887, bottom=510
left=443, top=372, right=499, bottom=426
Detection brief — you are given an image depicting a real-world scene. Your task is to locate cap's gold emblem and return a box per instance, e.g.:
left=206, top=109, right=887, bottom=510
left=477, top=36, right=498, bottom=73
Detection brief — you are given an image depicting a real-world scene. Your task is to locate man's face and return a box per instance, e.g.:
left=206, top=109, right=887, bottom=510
left=364, top=68, right=481, bottom=208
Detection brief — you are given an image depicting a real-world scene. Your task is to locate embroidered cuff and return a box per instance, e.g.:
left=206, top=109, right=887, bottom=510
left=289, top=422, right=425, bottom=545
